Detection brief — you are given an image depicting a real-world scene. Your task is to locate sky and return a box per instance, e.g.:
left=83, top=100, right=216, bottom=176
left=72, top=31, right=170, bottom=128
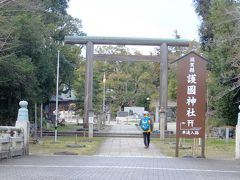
left=67, top=0, right=200, bottom=54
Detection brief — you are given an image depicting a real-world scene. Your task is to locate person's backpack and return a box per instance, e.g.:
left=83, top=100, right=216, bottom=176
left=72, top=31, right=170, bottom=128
left=140, top=117, right=150, bottom=131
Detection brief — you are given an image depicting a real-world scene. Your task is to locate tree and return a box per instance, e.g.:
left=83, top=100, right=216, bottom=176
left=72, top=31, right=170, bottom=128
left=0, top=56, right=37, bottom=124
left=194, top=0, right=240, bottom=125
left=73, top=45, right=159, bottom=116
left=0, top=0, right=84, bottom=124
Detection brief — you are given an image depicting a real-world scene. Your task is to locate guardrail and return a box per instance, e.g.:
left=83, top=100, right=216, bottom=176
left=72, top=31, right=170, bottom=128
left=0, top=126, right=24, bottom=159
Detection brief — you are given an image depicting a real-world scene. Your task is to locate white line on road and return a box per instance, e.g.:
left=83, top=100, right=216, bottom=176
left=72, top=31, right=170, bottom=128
left=94, top=155, right=171, bottom=158
left=0, top=164, right=239, bottom=174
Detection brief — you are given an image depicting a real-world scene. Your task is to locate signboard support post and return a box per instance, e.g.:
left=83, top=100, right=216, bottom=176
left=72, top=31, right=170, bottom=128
left=201, top=137, right=205, bottom=158
left=175, top=137, right=179, bottom=157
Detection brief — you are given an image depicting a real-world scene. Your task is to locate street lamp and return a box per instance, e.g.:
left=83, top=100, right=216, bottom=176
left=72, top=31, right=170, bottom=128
left=146, top=97, right=150, bottom=111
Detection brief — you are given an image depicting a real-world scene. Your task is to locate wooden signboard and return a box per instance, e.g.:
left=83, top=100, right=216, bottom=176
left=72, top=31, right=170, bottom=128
left=174, top=52, right=208, bottom=157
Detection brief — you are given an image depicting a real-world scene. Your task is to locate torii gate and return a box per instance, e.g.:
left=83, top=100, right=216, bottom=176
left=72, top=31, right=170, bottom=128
left=64, top=36, right=190, bottom=139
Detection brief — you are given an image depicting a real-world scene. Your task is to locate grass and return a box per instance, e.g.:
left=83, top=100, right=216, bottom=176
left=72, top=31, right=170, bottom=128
left=30, top=136, right=105, bottom=156
left=152, top=137, right=235, bottom=160
left=205, top=138, right=235, bottom=159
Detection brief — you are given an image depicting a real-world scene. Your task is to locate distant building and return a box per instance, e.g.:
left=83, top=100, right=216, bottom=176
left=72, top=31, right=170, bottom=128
left=47, top=90, right=78, bottom=123
left=154, top=100, right=177, bottom=122
left=124, top=106, right=145, bottom=116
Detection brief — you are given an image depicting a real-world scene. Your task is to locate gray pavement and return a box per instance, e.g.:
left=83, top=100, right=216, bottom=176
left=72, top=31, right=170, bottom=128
left=108, top=121, right=141, bottom=133
left=0, top=120, right=240, bottom=180
left=96, top=137, right=163, bottom=157
left=0, top=155, right=240, bottom=180
left=97, top=121, right=163, bottom=157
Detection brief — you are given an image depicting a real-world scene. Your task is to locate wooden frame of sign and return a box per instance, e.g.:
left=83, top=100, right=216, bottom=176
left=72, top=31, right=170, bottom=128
left=172, top=51, right=208, bottom=157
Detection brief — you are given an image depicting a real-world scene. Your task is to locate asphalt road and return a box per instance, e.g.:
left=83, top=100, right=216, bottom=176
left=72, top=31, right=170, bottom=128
left=0, top=155, right=240, bottom=180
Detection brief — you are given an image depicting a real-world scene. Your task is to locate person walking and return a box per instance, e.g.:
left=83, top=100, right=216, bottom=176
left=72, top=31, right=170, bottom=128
left=139, top=111, right=153, bottom=148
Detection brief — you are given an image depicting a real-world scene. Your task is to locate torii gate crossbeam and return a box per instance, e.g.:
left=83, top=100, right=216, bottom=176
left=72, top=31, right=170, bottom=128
left=64, top=36, right=190, bottom=139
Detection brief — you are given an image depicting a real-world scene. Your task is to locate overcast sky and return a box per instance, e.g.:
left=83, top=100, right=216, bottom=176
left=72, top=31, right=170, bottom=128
left=67, top=0, right=200, bottom=54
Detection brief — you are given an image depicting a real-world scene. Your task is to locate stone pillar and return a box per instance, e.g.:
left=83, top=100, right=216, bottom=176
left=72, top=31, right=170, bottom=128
left=97, top=114, right=101, bottom=130
left=225, top=127, right=229, bottom=143
left=155, top=106, right=159, bottom=123
left=159, top=43, right=168, bottom=138
left=89, top=122, right=93, bottom=138
left=84, top=41, right=94, bottom=128
left=107, top=113, right=111, bottom=124
left=236, top=105, right=240, bottom=159
left=155, top=101, right=160, bottom=130
left=160, top=107, right=166, bottom=140
left=15, top=101, right=30, bottom=155
left=88, top=110, right=94, bottom=138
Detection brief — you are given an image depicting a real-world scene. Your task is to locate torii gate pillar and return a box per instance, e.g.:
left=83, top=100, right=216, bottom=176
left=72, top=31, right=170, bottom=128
left=64, top=36, right=190, bottom=131
left=84, top=41, right=94, bottom=127
left=159, top=43, right=168, bottom=140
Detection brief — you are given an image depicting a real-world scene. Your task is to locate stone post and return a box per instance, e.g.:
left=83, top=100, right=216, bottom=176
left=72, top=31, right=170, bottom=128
left=84, top=41, right=94, bottom=128
left=88, top=110, right=94, bottom=138
left=97, top=114, right=101, bottom=131
left=160, top=107, right=165, bottom=140
left=15, top=101, right=30, bottom=155
left=236, top=105, right=240, bottom=159
left=107, top=113, right=111, bottom=124
left=225, top=127, right=229, bottom=143
left=159, top=43, right=168, bottom=139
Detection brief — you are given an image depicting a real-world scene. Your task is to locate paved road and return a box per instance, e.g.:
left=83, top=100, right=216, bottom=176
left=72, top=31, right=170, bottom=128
left=0, top=155, right=240, bottom=180
left=1, top=121, right=240, bottom=179
left=107, top=121, right=141, bottom=134
left=97, top=122, right=163, bottom=157
left=96, top=137, right=163, bottom=157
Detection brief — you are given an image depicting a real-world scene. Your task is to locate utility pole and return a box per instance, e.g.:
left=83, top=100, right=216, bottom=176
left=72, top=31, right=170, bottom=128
left=34, top=103, right=37, bottom=138
left=55, top=50, right=60, bottom=143
left=40, top=103, right=43, bottom=138
left=102, top=72, right=106, bottom=112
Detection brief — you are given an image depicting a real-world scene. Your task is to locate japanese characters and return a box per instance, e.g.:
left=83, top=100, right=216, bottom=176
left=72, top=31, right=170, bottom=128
left=176, top=52, right=207, bottom=138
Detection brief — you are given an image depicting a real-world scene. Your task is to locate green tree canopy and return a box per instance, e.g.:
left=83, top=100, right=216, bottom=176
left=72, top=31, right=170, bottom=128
left=194, top=0, right=240, bottom=125
left=0, top=0, right=84, bottom=125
